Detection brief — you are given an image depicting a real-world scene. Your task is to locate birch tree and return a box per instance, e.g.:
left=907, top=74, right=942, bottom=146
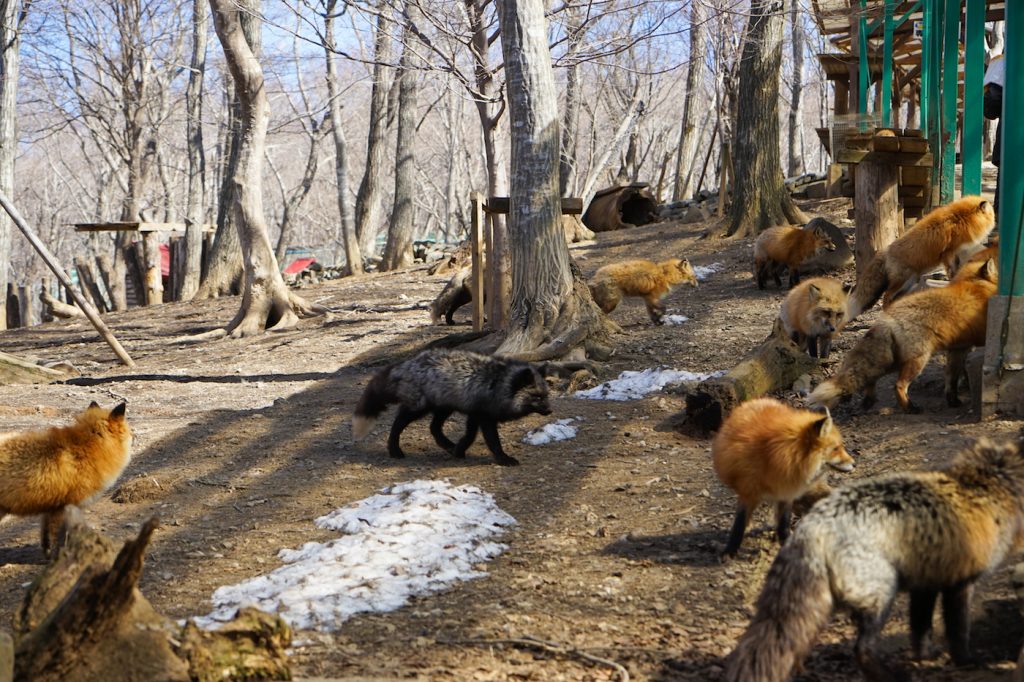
left=787, top=0, right=805, bottom=177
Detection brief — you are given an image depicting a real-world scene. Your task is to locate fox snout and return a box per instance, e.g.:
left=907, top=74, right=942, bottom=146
left=828, top=456, right=855, bottom=472
left=537, top=405, right=553, bottom=416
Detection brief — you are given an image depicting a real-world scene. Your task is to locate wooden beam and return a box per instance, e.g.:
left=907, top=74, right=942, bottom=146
left=74, top=222, right=215, bottom=233
left=483, top=197, right=583, bottom=215
left=470, top=193, right=485, bottom=332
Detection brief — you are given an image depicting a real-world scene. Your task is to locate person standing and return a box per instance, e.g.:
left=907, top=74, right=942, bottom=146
left=984, top=54, right=1005, bottom=212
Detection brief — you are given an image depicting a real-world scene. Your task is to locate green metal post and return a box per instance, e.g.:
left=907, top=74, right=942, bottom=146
left=881, top=0, right=894, bottom=126
left=927, top=0, right=944, bottom=202
left=921, top=0, right=931, bottom=134
left=939, top=0, right=958, bottom=203
left=961, top=0, right=984, bottom=196
left=859, top=0, right=869, bottom=115
left=1000, top=1, right=1024, bottom=296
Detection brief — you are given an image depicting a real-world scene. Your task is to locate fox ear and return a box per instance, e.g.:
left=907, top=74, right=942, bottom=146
left=842, top=282, right=854, bottom=294
left=978, top=200, right=990, bottom=212
left=88, top=400, right=100, bottom=409
left=807, top=284, right=821, bottom=301
left=512, top=366, right=538, bottom=391
left=110, top=402, right=127, bottom=420
left=814, top=409, right=833, bottom=437
left=980, top=258, right=997, bottom=280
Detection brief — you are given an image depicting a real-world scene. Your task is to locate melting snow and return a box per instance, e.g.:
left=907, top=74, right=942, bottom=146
left=693, top=262, right=723, bottom=281
left=575, top=367, right=722, bottom=401
left=194, top=480, right=515, bottom=632
left=523, top=418, right=579, bottom=445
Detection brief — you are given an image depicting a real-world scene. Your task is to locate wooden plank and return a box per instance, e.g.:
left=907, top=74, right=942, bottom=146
left=484, top=197, right=583, bottom=215
left=470, top=193, right=485, bottom=333
left=900, top=128, right=925, bottom=138
left=901, top=195, right=929, bottom=207
left=898, top=137, right=929, bottom=152
left=73, top=222, right=215, bottom=233
left=836, top=149, right=933, bottom=166
left=899, top=185, right=926, bottom=197
left=871, top=134, right=900, bottom=152
left=901, top=166, right=930, bottom=185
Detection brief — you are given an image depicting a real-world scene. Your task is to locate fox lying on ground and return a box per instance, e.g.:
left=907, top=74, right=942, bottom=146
left=588, top=258, right=698, bottom=324
left=753, top=224, right=836, bottom=289
left=807, top=258, right=997, bottom=413
left=0, top=401, right=133, bottom=558
left=723, top=437, right=1024, bottom=682
left=712, top=398, right=854, bottom=558
left=846, top=195, right=995, bottom=321
left=778, top=277, right=849, bottom=359
left=352, top=348, right=552, bottom=466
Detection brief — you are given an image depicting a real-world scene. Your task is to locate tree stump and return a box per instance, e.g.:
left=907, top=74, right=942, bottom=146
left=853, top=156, right=899, bottom=277
left=682, top=319, right=818, bottom=433
left=12, top=508, right=291, bottom=682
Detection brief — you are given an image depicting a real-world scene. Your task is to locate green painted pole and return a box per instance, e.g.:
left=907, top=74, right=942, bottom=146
left=921, top=0, right=931, bottom=133
left=859, top=0, right=869, bottom=115
left=999, top=0, right=1024, bottom=296
left=881, top=0, right=894, bottom=126
left=961, top=0, right=984, bottom=196
left=939, top=0, right=959, bottom=203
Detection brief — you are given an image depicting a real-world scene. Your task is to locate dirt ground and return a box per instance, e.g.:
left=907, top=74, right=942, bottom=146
left=0, top=196, right=1021, bottom=681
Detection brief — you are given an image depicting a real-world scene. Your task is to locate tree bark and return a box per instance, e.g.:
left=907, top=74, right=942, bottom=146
left=787, top=0, right=805, bottom=178
left=353, top=0, right=393, bottom=259
left=558, top=8, right=584, bottom=197
left=381, top=5, right=419, bottom=272
left=181, top=0, right=208, bottom=301
left=324, top=0, right=362, bottom=274
left=673, top=1, right=705, bottom=201
left=0, top=0, right=28, bottom=331
left=728, top=0, right=806, bottom=237
left=494, top=0, right=611, bottom=360
left=207, top=0, right=324, bottom=337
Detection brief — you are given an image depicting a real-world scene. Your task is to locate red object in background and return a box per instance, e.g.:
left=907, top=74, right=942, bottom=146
left=283, top=257, right=317, bottom=275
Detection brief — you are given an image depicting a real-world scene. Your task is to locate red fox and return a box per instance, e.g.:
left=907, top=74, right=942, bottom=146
left=723, top=437, right=1024, bottom=682
left=0, top=401, right=133, bottom=557
left=846, top=195, right=995, bottom=321
left=588, top=257, right=698, bottom=323
left=808, top=258, right=997, bottom=413
left=753, top=224, right=836, bottom=289
left=778, top=277, right=848, bottom=358
left=712, top=398, right=854, bottom=558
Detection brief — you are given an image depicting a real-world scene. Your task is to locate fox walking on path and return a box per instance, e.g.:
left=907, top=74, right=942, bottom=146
left=588, top=258, right=698, bottom=323
left=0, top=401, right=133, bottom=557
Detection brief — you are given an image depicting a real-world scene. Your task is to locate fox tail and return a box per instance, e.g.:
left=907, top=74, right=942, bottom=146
left=352, top=367, right=396, bottom=440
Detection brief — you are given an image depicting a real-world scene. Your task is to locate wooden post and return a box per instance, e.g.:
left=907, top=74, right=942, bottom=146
left=17, top=284, right=34, bottom=328
left=73, top=256, right=105, bottom=312
left=716, top=141, right=731, bottom=218
left=854, top=155, right=900, bottom=276
left=0, top=191, right=135, bottom=367
left=5, top=282, right=18, bottom=329
left=470, top=192, right=486, bottom=332
left=142, top=232, right=163, bottom=305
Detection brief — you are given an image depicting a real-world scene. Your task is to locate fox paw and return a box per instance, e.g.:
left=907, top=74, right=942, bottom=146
left=495, top=455, right=520, bottom=466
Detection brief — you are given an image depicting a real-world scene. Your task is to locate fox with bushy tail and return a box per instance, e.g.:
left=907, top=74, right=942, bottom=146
left=724, top=437, right=1024, bottom=682
left=352, top=348, right=552, bottom=466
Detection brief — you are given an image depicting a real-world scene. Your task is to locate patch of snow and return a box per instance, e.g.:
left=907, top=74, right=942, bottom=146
left=661, top=314, right=689, bottom=325
left=575, top=367, right=723, bottom=401
left=194, top=480, right=515, bottom=632
left=523, top=418, right=579, bottom=445
left=693, top=262, right=723, bottom=281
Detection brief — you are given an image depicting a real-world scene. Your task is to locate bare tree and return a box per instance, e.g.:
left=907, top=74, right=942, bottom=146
left=0, top=0, right=30, bottom=329
left=673, top=0, right=705, bottom=201
left=180, top=0, right=208, bottom=300
left=494, top=0, right=608, bottom=359
left=729, top=0, right=806, bottom=237
left=205, top=0, right=324, bottom=336
left=787, top=0, right=805, bottom=177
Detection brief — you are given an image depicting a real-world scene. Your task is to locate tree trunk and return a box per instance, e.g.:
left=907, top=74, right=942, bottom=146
left=728, top=0, right=807, bottom=237
left=787, top=0, right=805, bottom=177
left=274, top=116, right=327, bottom=264
left=558, top=8, right=584, bottom=197
left=197, top=0, right=261, bottom=300
left=381, top=7, right=418, bottom=272
left=353, top=0, right=393, bottom=259
left=494, top=0, right=611, bottom=360
left=181, top=0, right=208, bottom=301
left=207, top=0, right=323, bottom=337
left=0, top=0, right=27, bottom=331
left=324, top=0, right=362, bottom=274
left=673, top=1, right=705, bottom=201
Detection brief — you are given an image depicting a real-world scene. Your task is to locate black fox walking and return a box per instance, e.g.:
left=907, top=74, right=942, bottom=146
left=352, top=348, right=552, bottom=466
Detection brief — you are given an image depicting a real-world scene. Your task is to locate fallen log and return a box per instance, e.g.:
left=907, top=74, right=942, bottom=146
left=682, top=318, right=818, bottom=433
left=0, top=352, right=68, bottom=385
left=39, top=290, right=85, bottom=319
left=13, top=507, right=291, bottom=682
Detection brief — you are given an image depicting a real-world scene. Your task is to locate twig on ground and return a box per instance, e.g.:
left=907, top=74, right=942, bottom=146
left=440, top=635, right=630, bottom=681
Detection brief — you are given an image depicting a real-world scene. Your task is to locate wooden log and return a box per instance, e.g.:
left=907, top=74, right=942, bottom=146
left=854, top=155, right=900, bottom=278
left=73, top=256, right=106, bottom=312
left=13, top=509, right=291, bottom=682
left=40, top=290, right=85, bottom=319
left=18, top=284, right=35, bottom=328
left=681, top=319, right=818, bottom=433
left=471, top=192, right=485, bottom=332
left=142, top=232, right=163, bottom=305
left=5, top=283, right=18, bottom=329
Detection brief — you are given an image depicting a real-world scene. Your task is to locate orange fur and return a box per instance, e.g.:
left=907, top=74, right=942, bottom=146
left=778, top=277, right=848, bottom=358
left=809, top=259, right=998, bottom=413
left=712, top=398, right=853, bottom=557
left=588, top=258, right=698, bottom=323
left=846, top=196, right=995, bottom=320
left=0, top=401, right=133, bottom=557
left=753, top=225, right=835, bottom=289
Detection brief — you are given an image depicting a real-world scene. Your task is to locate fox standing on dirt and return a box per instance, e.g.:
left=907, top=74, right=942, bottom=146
left=723, top=437, right=1024, bottom=682
left=778, top=277, right=848, bottom=359
left=588, top=257, right=698, bottom=324
left=753, top=224, right=836, bottom=289
left=845, top=195, right=995, bottom=321
left=352, top=348, right=552, bottom=466
left=808, top=258, right=997, bottom=413
left=0, top=401, right=133, bottom=558
left=712, top=398, right=854, bottom=558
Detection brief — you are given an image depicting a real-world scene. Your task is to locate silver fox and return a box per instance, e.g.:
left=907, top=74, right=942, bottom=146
left=352, top=348, right=552, bottom=466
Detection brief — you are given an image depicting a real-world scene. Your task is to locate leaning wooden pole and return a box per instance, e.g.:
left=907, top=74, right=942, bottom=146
left=0, top=191, right=135, bottom=367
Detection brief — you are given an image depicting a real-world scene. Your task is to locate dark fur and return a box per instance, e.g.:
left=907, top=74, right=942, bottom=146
left=724, top=438, right=1024, bottom=682
left=352, top=349, right=552, bottom=466
left=430, top=266, right=475, bottom=325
